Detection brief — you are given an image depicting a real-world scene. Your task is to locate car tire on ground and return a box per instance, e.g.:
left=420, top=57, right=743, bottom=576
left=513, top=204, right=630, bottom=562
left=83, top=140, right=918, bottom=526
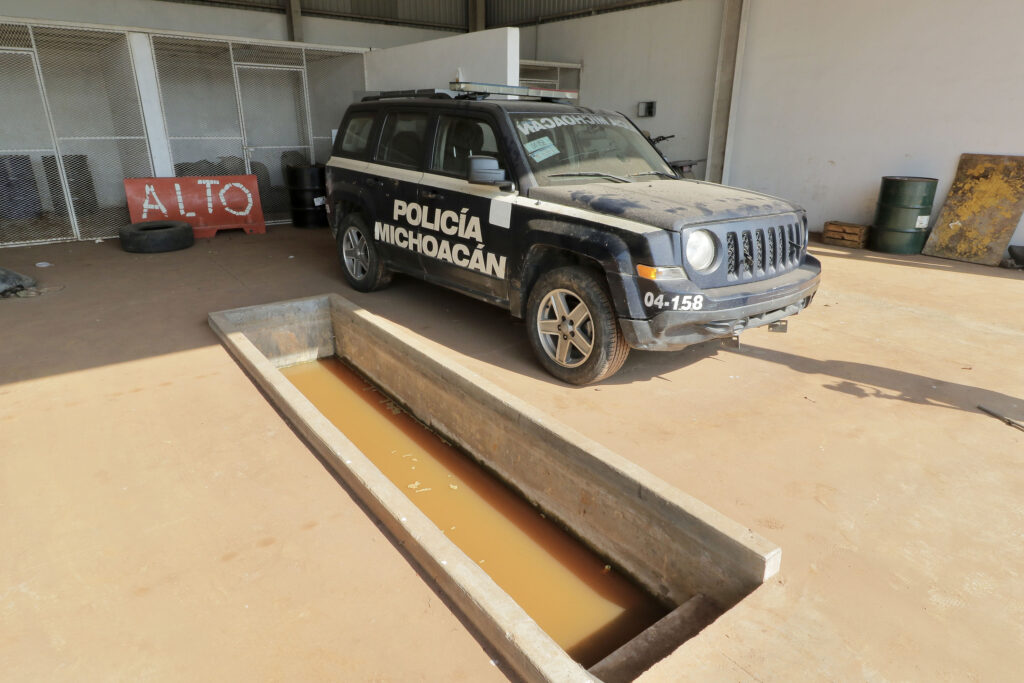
left=118, top=221, right=195, bottom=253
left=526, top=265, right=629, bottom=385
left=337, top=213, right=391, bottom=292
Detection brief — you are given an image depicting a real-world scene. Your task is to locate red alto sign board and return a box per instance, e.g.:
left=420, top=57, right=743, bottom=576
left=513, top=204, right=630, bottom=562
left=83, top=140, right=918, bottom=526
left=124, top=175, right=266, bottom=238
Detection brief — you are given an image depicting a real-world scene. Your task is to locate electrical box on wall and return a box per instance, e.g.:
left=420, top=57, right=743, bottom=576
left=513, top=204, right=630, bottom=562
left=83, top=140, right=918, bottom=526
left=637, top=101, right=656, bottom=117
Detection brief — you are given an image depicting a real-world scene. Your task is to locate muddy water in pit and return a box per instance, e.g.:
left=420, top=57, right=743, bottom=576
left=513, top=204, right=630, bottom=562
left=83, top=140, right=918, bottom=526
left=281, top=357, right=668, bottom=667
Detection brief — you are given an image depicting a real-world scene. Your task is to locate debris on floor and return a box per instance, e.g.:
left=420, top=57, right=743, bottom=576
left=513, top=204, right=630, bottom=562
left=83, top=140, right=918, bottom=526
left=977, top=405, right=1024, bottom=433
left=1005, top=245, right=1024, bottom=269
left=0, top=267, right=36, bottom=297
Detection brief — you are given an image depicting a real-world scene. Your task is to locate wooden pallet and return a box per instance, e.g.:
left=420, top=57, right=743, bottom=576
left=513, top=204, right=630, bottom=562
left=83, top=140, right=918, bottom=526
left=823, top=220, right=870, bottom=248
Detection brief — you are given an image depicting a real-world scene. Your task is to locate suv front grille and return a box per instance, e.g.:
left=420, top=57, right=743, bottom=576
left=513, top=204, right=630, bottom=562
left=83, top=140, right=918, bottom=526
left=689, top=215, right=807, bottom=288
left=726, top=221, right=804, bottom=281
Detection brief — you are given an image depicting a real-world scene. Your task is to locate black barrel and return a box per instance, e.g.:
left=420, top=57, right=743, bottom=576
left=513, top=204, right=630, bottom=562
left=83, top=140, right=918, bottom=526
left=868, top=176, right=938, bottom=254
left=0, top=155, right=42, bottom=220
left=285, top=164, right=328, bottom=228
left=43, top=154, right=98, bottom=216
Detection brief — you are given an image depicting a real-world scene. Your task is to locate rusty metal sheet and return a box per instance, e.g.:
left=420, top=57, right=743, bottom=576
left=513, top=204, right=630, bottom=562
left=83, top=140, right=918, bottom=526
left=124, top=175, right=266, bottom=239
left=922, top=153, right=1024, bottom=265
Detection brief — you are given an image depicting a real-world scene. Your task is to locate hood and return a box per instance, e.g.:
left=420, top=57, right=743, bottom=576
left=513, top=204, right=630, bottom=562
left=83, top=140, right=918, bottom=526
left=527, top=179, right=801, bottom=231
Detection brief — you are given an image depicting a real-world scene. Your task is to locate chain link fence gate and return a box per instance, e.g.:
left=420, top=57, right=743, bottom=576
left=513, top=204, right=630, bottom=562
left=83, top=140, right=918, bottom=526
left=1, top=18, right=365, bottom=247
left=0, top=22, right=152, bottom=246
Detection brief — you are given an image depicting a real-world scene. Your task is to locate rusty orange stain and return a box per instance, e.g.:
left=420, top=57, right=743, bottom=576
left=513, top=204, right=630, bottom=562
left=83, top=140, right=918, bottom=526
left=924, top=154, right=1024, bottom=265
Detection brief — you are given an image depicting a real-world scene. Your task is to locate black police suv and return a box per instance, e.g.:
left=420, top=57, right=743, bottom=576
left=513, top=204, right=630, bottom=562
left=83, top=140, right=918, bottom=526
left=325, top=83, right=821, bottom=385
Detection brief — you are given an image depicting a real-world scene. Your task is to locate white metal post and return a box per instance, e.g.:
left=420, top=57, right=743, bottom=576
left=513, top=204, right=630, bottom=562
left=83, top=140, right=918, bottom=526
left=128, top=32, right=174, bottom=177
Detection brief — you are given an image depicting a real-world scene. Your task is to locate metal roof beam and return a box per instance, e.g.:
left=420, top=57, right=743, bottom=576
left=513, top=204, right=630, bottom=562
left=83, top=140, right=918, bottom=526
left=286, top=0, right=303, bottom=42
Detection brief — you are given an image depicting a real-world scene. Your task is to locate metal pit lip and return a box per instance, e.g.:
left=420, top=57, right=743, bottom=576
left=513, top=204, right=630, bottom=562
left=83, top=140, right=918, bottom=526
left=209, top=293, right=780, bottom=682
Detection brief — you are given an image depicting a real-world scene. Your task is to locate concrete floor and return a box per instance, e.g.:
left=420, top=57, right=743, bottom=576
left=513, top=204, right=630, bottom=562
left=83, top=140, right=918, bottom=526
left=2, top=227, right=1021, bottom=681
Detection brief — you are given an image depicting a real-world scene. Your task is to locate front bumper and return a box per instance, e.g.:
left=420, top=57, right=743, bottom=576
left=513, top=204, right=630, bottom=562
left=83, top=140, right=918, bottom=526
left=619, top=256, right=821, bottom=351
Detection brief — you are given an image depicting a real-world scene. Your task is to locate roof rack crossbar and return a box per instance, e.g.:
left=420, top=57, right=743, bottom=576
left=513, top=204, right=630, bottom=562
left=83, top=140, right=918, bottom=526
left=362, top=88, right=453, bottom=102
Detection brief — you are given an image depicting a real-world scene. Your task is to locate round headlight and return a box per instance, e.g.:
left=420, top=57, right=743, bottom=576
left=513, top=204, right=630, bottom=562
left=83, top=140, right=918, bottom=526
left=686, top=230, right=716, bottom=271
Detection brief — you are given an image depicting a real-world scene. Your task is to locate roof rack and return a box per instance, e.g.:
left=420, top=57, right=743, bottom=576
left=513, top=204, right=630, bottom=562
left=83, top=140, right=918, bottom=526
left=362, top=88, right=453, bottom=102
left=360, top=82, right=580, bottom=104
left=449, top=81, right=579, bottom=102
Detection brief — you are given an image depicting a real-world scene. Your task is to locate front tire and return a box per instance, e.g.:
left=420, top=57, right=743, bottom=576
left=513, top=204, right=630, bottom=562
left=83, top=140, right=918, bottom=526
left=526, top=266, right=629, bottom=385
left=337, top=213, right=391, bottom=292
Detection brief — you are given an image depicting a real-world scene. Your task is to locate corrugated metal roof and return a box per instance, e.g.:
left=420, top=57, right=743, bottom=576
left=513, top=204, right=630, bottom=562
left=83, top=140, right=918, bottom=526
left=154, top=0, right=465, bottom=29
left=160, top=0, right=285, bottom=14
left=302, top=0, right=466, bottom=30
left=486, top=0, right=681, bottom=27
left=154, top=0, right=680, bottom=31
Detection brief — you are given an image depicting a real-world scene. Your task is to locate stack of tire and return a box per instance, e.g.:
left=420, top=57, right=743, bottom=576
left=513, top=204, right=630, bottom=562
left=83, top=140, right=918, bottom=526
left=118, top=221, right=194, bottom=253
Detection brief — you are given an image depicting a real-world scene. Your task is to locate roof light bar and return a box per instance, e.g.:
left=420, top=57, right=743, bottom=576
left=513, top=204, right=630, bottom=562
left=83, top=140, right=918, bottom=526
left=449, top=81, right=579, bottom=100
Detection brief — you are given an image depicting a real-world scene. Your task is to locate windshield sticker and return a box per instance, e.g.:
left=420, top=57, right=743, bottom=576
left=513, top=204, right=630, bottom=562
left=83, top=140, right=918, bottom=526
left=515, top=114, right=634, bottom=137
left=525, top=136, right=553, bottom=153
left=526, top=136, right=559, bottom=162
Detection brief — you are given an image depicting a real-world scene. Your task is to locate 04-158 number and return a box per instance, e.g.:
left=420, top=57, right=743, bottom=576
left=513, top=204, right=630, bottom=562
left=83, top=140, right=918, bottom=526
left=644, top=292, right=704, bottom=311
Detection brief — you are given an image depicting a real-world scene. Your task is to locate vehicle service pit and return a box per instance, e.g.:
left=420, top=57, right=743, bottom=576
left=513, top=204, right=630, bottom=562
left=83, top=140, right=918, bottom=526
left=1, top=227, right=1021, bottom=681
left=209, top=292, right=779, bottom=680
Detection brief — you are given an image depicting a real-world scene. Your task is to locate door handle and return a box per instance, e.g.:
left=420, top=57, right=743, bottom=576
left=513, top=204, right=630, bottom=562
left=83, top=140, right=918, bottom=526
left=419, top=188, right=444, bottom=202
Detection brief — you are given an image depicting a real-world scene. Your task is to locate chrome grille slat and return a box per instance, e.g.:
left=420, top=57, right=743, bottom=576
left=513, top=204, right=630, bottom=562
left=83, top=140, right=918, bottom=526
left=741, top=232, right=754, bottom=277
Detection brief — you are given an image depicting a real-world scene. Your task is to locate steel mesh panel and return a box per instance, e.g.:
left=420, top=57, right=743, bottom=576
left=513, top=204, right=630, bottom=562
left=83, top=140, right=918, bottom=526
left=232, top=42, right=303, bottom=66
left=236, top=65, right=310, bottom=218
left=171, top=139, right=247, bottom=177
left=305, top=49, right=362, bottom=158
left=0, top=50, right=74, bottom=244
left=237, top=67, right=309, bottom=147
left=0, top=22, right=32, bottom=49
left=33, top=28, right=145, bottom=138
left=152, top=37, right=241, bottom=138
left=31, top=27, right=151, bottom=241
left=248, top=146, right=309, bottom=221
left=56, top=139, right=153, bottom=238
left=152, top=36, right=246, bottom=178
left=0, top=52, right=52, bottom=152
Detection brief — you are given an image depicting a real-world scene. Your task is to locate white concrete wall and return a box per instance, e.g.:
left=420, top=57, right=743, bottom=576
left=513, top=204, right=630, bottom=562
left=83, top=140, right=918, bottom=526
left=0, top=0, right=453, bottom=48
left=364, top=27, right=519, bottom=92
left=526, top=0, right=724, bottom=170
left=727, top=0, right=1024, bottom=246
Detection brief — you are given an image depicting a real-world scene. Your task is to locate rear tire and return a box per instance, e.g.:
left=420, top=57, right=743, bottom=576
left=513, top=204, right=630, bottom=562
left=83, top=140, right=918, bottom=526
left=526, top=266, right=629, bottom=385
left=337, top=213, right=391, bottom=292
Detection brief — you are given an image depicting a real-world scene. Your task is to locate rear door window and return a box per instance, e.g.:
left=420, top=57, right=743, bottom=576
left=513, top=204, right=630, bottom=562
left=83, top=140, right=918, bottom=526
left=334, top=113, right=375, bottom=159
left=376, top=111, right=429, bottom=169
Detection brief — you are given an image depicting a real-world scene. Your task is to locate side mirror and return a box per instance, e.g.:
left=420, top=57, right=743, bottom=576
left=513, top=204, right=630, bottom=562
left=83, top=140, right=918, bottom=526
left=468, top=156, right=514, bottom=191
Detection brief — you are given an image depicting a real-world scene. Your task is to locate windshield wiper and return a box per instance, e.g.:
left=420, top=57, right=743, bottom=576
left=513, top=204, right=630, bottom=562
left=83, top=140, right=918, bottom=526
left=547, top=171, right=631, bottom=183
left=629, top=171, right=677, bottom=179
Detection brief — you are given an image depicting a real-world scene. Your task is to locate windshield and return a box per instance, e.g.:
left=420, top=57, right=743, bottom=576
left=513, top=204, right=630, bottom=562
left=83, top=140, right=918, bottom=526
left=510, top=112, right=675, bottom=186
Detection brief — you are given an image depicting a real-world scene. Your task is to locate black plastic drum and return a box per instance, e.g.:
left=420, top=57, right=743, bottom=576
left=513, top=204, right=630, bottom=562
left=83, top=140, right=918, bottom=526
left=285, top=164, right=328, bottom=228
